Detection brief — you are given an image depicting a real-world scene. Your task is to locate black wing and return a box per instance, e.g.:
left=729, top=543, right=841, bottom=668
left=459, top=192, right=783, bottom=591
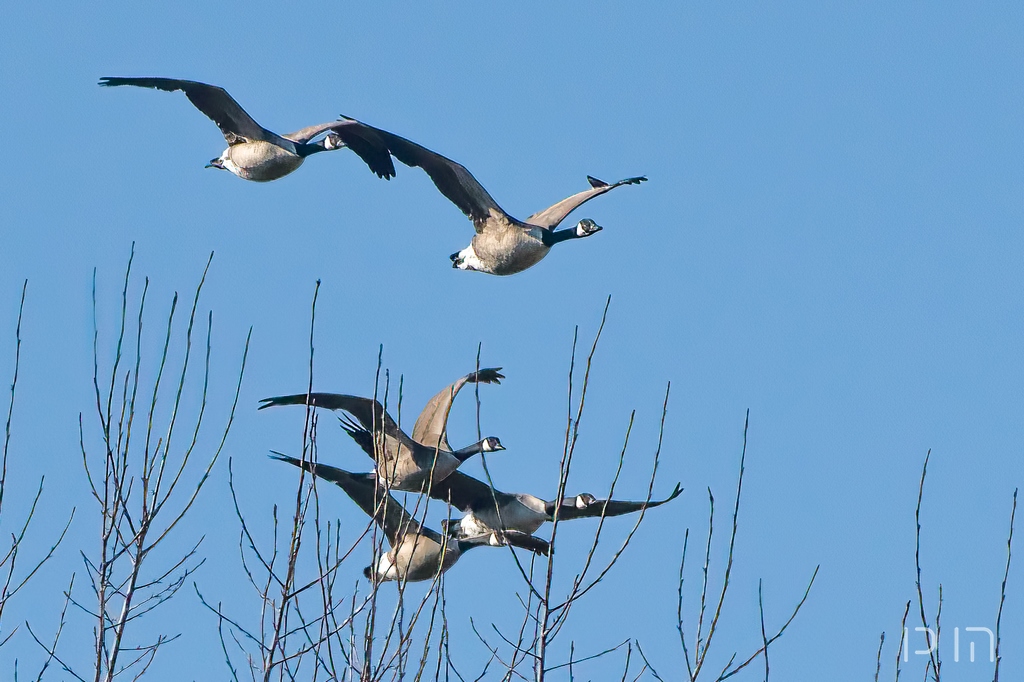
left=270, top=453, right=420, bottom=546
left=553, top=483, right=683, bottom=521
left=283, top=119, right=397, bottom=179
left=99, top=77, right=282, bottom=145
left=339, top=115, right=510, bottom=232
left=426, top=471, right=504, bottom=512
left=503, top=530, right=552, bottom=556
left=259, top=392, right=403, bottom=438
left=458, top=529, right=551, bottom=557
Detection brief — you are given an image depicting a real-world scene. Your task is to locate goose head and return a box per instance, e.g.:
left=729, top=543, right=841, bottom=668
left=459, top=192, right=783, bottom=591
left=450, top=245, right=484, bottom=272
left=482, top=436, right=505, bottom=453
left=323, top=132, right=345, bottom=151
left=574, top=493, right=597, bottom=509
left=205, top=156, right=226, bottom=171
left=365, top=551, right=396, bottom=582
left=575, top=218, right=603, bottom=238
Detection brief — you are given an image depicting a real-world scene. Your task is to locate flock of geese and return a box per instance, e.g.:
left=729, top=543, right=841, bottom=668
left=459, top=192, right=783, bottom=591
left=99, top=77, right=646, bottom=275
left=101, top=77, right=678, bottom=582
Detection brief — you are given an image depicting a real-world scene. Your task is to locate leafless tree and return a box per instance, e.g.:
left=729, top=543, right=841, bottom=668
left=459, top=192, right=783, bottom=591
left=203, top=293, right=688, bottom=682
left=873, top=451, right=1017, bottom=682
left=634, top=411, right=819, bottom=682
left=200, top=281, right=453, bottom=682
left=0, top=282, right=73, bottom=656
left=27, top=247, right=251, bottom=681
left=424, top=298, right=696, bottom=681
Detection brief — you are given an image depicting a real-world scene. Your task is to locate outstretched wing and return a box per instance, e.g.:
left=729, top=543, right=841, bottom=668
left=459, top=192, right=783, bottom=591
left=258, top=393, right=410, bottom=445
left=553, top=482, right=683, bottom=521
left=502, top=530, right=552, bottom=556
left=99, top=77, right=282, bottom=145
left=458, top=528, right=551, bottom=557
left=282, top=119, right=397, bottom=179
left=282, top=121, right=345, bottom=144
left=270, top=453, right=421, bottom=546
left=425, top=471, right=502, bottom=512
left=337, top=414, right=375, bottom=458
left=339, top=115, right=510, bottom=232
left=525, top=175, right=647, bottom=230
left=411, top=368, right=504, bottom=451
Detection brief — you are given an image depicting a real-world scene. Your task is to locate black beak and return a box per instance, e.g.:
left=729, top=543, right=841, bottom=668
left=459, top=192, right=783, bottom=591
left=205, top=158, right=224, bottom=170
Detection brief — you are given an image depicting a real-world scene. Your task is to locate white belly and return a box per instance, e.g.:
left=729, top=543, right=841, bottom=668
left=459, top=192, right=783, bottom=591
left=471, top=501, right=546, bottom=535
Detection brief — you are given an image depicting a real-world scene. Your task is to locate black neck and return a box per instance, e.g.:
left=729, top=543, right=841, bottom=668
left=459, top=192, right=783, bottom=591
left=451, top=439, right=488, bottom=462
left=544, top=496, right=580, bottom=518
left=457, top=539, right=482, bottom=554
left=297, top=140, right=329, bottom=158
left=542, top=226, right=579, bottom=247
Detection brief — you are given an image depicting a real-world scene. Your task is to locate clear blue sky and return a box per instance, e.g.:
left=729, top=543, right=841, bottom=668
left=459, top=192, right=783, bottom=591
left=1, top=2, right=1021, bottom=679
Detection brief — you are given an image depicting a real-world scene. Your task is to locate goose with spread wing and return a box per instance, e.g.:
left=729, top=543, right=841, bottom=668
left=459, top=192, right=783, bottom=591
left=426, top=471, right=683, bottom=541
left=271, top=454, right=549, bottom=582
left=338, top=115, right=646, bottom=275
left=259, top=368, right=506, bottom=492
left=99, top=77, right=396, bottom=182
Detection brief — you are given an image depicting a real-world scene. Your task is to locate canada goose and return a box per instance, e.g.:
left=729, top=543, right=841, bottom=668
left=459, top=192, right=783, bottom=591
left=425, top=471, right=683, bottom=540
left=336, top=115, right=646, bottom=275
left=271, top=454, right=550, bottom=582
left=258, top=368, right=506, bottom=492
left=98, top=77, right=396, bottom=182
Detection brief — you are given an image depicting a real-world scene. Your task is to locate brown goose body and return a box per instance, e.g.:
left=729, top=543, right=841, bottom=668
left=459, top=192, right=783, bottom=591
left=259, top=368, right=506, bottom=492
left=336, top=115, right=646, bottom=275
left=270, top=455, right=549, bottom=582
left=99, top=77, right=396, bottom=182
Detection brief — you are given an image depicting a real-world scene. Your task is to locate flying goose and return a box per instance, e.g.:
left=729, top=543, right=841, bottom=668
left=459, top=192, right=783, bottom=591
left=98, top=77, right=396, bottom=182
left=271, top=454, right=550, bottom=582
left=425, top=471, right=683, bottom=541
left=258, top=368, right=506, bottom=492
left=336, top=116, right=646, bottom=275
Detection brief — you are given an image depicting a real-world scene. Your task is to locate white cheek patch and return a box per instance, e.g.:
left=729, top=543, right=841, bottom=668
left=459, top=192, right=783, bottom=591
left=376, top=553, right=397, bottom=580
left=455, top=245, right=484, bottom=271
left=459, top=512, right=492, bottom=537
left=222, top=156, right=243, bottom=178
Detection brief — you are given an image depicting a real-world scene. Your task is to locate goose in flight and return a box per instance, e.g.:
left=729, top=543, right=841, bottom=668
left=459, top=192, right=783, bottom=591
left=259, top=368, right=506, bottom=492
left=338, top=115, right=646, bottom=275
left=98, top=77, right=396, bottom=182
left=426, top=471, right=683, bottom=541
left=271, top=454, right=550, bottom=582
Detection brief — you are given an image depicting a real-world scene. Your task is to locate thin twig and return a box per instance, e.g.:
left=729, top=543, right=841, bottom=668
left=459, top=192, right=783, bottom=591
left=993, top=488, right=1016, bottom=682
left=874, top=632, right=884, bottom=682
